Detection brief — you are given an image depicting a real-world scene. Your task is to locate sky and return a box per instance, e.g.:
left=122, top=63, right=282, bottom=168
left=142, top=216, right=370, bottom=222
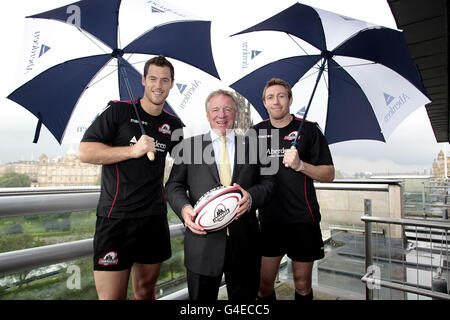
left=0, top=0, right=447, bottom=176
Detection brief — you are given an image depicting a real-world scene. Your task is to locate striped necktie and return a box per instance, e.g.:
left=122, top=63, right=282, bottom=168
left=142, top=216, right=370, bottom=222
left=219, top=135, right=231, bottom=186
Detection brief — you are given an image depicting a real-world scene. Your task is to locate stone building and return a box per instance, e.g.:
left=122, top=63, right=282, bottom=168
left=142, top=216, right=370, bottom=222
left=0, top=160, right=39, bottom=182
left=36, top=153, right=101, bottom=187
left=0, top=153, right=101, bottom=187
left=235, top=93, right=253, bottom=134
left=432, top=150, right=450, bottom=178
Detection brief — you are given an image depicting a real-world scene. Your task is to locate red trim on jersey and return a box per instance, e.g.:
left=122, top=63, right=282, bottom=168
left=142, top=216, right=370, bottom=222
left=111, top=99, right=139, bottom=104
left=107, top=164, right=120, bottom=218
left=304, top=176, right=315, bottom=222
left=162, top=108, right=177, bottom=117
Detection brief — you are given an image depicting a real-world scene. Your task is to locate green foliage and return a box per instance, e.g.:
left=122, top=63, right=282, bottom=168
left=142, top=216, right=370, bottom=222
left=0, top=172, right=30, bottom=188
left=159, top=238, right=184, bottom=280
left=0, top=233, right=46, bottom=253
left=0, top=209, right=187, bottom=300
left=167, top=204, right=181, bottom=224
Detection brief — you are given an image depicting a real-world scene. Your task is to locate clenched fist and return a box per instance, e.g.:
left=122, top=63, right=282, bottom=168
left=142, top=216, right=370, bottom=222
left=131, top=135, right=156, bottom=159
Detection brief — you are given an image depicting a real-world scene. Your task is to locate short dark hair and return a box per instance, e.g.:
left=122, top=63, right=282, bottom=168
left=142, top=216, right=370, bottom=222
left=262, top=78, right=292, bottom=102
left=143, top=55, right=175, bottom=80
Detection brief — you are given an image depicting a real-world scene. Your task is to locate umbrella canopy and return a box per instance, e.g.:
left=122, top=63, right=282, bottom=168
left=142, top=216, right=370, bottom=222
left=229, top=2, right=431, bottom=144
left=7, top=0, right=220, bottom=144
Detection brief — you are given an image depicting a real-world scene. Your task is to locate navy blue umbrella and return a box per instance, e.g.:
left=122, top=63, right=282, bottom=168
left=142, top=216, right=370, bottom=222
left=8, top=0, right=220, bottom=144
left=230, top=2, right=430, bottom=145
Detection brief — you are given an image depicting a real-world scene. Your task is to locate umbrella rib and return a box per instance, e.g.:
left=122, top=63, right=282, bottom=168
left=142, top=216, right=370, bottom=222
left=76, top=28, right=110, bottom=54
left=327, top=60, right=378, bottom=88
left=85, top=65, right=118, bottom=89
left=287, top=33, right=319, bottom=65
left=334, top=61, right=377, bottom=68
left=327, top=62, right=368, bottom=90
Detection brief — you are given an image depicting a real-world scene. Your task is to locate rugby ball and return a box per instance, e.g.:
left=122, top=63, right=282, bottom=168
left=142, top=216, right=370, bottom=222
left=193, top=186, right=243, bottom=232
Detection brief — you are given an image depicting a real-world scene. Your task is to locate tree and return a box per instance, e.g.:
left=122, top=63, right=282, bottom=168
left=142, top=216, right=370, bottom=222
left=0, top=172, right=30, bottom=188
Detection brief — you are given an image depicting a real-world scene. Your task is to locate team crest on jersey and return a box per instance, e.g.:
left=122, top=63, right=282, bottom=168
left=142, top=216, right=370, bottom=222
left=98, top=251, right=119, bottom=266
left=158, top=123, right=171, bottom=135
left=284, top=131, right=298, bottom=141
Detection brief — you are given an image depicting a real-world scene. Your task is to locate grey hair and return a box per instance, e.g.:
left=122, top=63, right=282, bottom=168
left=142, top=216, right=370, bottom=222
left=205, top=89, right=239, bottom=112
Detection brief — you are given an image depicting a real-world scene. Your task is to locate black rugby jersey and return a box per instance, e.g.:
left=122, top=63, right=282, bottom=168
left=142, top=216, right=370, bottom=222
left=81, top=100, right=183, bottom=219
left=251, top=115, right=333, bottom=223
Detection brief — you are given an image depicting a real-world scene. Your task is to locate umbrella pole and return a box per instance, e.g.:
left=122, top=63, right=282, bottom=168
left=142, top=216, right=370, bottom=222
left=117, top=58, right=146, bottom=135
left=292, top=57, right=327, bottom=148
left=118, top=56, right=155, bottom=161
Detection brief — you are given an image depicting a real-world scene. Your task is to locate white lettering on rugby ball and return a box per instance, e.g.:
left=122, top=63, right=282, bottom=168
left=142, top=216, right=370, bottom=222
left=193, top=186, right=243, bottom=232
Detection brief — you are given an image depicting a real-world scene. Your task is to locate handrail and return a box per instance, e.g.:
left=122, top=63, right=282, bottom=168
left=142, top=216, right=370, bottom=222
left=361, top=273, right=450, bottom=300
left=361, top=215, right=450, bottom=229
left=0, top=186, right=188, bottom=277
left=0, top=187, right=100, bottom=218
left=362, top=210, right=450, bottom=300
left=0, top=224, right=185, bottom=277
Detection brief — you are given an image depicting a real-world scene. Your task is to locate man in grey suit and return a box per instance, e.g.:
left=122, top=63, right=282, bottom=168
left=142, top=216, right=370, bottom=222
left=165, top=89, right=275, bottom=301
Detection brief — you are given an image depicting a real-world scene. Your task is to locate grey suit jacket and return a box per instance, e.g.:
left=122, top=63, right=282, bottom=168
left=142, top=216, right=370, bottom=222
left=165, top=132, right=275, bottom=277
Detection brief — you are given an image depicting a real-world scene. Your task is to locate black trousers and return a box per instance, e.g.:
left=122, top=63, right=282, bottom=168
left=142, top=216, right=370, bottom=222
left=186, top=236, right=260, bottom=301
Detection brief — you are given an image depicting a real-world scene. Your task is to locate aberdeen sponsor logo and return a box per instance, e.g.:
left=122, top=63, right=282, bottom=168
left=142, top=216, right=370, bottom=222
left=178, top=80, right=201, bottom=109
left=383, top=92, right=411, bottom=123
left=25, top=31, right=51, bottom=74
left=147, top=0, right=186, bottom=17
left=129, top=136, right=138, bottom=145
left=176, top=83, right=187, bottom=94
left=267, top=148, right=284, bottom=157
left=155, top=140, right=167, bottom=152
left=241, top=42, right=261, bottom=70
left=98, top=251, right=119, bottom=266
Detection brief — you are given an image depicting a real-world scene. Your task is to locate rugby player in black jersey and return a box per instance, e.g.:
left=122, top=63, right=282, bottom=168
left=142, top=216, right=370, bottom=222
left=252, top=78, right=334, bottom=301
left=79, top=56, right=183, bottom=300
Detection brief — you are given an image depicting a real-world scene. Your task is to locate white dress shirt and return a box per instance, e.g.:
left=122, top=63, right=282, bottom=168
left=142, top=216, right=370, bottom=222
left=210, top=129, right=235, bottom=179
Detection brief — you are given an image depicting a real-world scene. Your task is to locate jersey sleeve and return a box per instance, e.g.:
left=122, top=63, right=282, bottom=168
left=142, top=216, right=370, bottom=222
left=309, top=123, right=334, bottom=166
left=80, top=101, right=118, bottom=144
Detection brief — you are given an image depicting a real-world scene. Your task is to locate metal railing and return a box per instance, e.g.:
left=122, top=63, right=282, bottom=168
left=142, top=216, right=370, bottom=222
left=0, top=186, right=185, bottom=277
left=0, top=224, right=185, bottom=277
left=3, top=184, right=449, bottom=300
left=361, top=199, right=450, bottom=300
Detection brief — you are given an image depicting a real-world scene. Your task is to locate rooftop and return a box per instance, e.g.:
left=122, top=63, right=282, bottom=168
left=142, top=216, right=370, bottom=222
left=387, top=0, right=449, bottom=143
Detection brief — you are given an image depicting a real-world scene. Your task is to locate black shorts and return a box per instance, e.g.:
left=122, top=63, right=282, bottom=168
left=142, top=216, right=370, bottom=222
left=93, top=214, right=171, bottom=271
left=260, top=221, right=324, bottom=262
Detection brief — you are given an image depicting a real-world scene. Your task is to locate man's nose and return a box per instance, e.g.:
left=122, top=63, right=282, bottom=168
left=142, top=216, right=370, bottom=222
left=218, top=108, right=226, bottom=117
